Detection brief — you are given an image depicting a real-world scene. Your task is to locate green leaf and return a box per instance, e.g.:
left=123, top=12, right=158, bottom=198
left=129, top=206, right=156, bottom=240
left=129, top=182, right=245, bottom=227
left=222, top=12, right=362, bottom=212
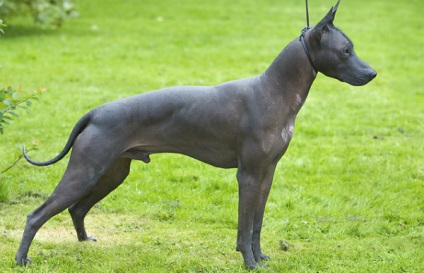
left=8, top=111, right=19, bottom=118
left=12, top=92, right=21, bottom=100
left=6, top=86, right=14, bottom=96
left=3, top=99, right=12, bottom=107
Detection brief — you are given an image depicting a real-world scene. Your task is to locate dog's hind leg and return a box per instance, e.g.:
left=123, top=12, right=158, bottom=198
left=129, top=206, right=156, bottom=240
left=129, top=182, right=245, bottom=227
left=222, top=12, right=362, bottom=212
left=15, top=170, right=106, bottom=266
left=15, top=129, right=122, bottom=266
left=68, top=158, right=132, bottom=242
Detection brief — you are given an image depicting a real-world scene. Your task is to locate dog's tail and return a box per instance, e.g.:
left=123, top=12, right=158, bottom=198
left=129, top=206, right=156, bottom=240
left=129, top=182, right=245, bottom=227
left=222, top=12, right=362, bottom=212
left=23, top=114, right=91, bottom=166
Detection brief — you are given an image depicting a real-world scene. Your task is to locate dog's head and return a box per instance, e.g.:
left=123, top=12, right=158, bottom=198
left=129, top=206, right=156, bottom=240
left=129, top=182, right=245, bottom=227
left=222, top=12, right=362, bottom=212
left=306, top=0, right=377, bottom=86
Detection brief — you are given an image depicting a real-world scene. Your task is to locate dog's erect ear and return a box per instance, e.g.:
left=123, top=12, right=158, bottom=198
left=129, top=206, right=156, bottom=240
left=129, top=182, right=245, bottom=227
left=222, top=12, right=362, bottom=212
left=310, top=0, right=341, bottom=44
left=329, top=0, right=340, bottom=23
left=321, top=0, right=340, bottom=26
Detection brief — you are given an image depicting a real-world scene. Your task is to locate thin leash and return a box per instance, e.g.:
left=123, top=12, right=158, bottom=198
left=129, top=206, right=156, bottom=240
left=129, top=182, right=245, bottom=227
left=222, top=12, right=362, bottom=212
left=305, top=0, right=310, bottom=28
left=299, top=0, right=318, bottom=73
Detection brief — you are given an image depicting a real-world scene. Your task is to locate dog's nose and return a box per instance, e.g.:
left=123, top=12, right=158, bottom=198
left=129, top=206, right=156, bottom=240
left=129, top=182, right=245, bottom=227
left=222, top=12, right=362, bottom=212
left=369, top=69, right=377, bottom=80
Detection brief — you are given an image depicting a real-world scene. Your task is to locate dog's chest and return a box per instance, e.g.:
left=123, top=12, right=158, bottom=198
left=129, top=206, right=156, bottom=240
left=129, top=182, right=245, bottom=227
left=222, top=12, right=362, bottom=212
left=281, top=120, right=295, bottom=144
left=279, top=94, right=303, bottom=145
left=281, top=118, right=294, bottom=146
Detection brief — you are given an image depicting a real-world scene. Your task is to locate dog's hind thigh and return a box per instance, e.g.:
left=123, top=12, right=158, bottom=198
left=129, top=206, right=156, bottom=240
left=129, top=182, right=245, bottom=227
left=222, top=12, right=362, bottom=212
left=68, top=158, right=132, bottom=241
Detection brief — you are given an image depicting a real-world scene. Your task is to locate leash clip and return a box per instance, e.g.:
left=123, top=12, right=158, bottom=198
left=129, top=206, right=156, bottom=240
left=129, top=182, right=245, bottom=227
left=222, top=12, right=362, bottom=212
left=299, top=26, right=310, bottom=41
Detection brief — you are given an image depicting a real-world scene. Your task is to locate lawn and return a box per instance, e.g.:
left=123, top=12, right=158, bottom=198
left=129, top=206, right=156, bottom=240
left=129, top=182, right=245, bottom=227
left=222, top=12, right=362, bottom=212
left=0, top=0, right=423, bottom=272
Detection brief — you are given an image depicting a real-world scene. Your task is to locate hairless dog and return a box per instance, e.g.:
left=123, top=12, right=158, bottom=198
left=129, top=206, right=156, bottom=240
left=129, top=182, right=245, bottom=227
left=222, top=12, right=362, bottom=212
left=16, top=0, right=376, bottom=269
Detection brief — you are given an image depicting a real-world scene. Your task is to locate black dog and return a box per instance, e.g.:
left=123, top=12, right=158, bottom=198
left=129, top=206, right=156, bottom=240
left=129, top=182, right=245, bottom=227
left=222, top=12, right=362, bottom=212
left=16, top=0, right=376, bottom=269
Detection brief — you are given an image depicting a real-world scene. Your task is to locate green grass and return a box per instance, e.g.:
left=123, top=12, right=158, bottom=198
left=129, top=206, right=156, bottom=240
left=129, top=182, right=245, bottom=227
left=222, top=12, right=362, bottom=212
left=1, top=0, right=423, bottom=272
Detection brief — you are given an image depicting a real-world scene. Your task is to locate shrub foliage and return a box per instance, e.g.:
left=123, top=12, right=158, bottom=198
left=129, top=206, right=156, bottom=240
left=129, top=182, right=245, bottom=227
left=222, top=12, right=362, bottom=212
left=0, top=0, right=77, bottom=28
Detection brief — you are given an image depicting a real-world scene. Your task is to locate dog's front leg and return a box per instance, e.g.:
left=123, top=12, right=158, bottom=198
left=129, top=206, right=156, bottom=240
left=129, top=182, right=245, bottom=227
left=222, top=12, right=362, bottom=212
left=251, top=164, right=277, bottom=263
left=236, top=162, right=273, bottom=269
left=236, top=168, right=258, bottom=269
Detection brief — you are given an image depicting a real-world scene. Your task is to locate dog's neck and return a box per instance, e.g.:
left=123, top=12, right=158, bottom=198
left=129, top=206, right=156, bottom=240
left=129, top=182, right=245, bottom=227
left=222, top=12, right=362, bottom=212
left=261, top=38, right=317, bottom=114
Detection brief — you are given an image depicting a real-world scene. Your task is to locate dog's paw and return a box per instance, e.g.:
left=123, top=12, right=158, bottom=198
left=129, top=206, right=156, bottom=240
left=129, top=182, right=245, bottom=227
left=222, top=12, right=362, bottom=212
left=16, top=256, right=32, bottom=266
left=254, top=252, right=271, bottom=262
left=85, top=237, right=98, bottom=242
left=245, top=262, right=268, bottom=271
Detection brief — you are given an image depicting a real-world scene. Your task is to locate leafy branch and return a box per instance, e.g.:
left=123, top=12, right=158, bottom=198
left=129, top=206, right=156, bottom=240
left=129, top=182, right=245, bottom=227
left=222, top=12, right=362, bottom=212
left=0, top=86, right=44, bottom=176
left=0, top=85, right=45, bottom=134
left=0, top=0, right=5, bottom=35
left=1, top=140, right=38, bottom=174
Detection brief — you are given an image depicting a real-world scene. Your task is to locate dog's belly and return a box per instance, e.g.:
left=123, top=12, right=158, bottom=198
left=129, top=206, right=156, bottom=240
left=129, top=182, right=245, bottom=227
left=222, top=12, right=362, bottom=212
left=123, top=144, right=238, bottom=169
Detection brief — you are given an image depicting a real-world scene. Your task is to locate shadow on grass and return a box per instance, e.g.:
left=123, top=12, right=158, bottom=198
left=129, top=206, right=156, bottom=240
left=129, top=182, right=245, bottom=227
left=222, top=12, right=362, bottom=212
left=2, top=23, right=58, bottom=39
left=2, top=13, right=88, bottom=39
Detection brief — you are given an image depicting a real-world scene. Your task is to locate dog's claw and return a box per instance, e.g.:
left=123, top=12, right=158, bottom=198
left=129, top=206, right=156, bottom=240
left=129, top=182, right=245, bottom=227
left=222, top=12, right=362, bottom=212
left=254, top=250, right=271, bottom=262
left=258, top=254, right=270, bottom=262
left=24, top=257, right=33, bottom=265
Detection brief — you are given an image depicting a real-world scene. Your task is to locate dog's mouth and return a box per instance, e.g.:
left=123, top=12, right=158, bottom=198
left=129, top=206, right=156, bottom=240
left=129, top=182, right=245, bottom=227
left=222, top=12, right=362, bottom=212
left=340, top=69, right=377, bottom=86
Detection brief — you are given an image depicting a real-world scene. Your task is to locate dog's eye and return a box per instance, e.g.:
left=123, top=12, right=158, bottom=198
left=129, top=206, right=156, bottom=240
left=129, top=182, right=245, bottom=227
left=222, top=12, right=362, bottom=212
left=343, top=48, right=350, bottom=55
